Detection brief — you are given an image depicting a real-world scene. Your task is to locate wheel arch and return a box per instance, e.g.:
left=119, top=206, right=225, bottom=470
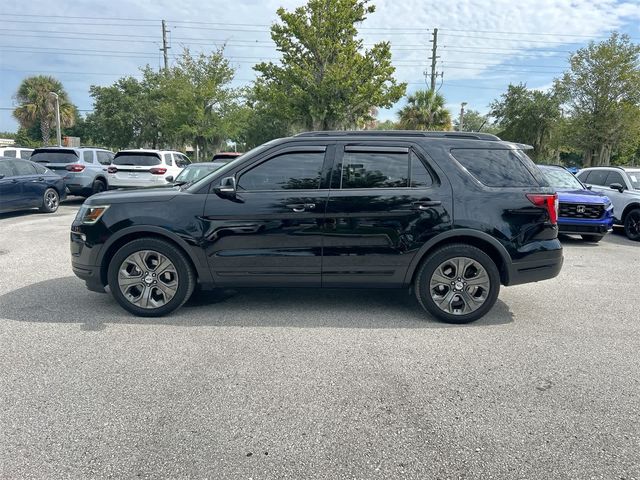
left=405, top=230, right=511, bottom=287
left=97, top=226, right=211, bottom=287
left=621, top=202, right=640, bottom=223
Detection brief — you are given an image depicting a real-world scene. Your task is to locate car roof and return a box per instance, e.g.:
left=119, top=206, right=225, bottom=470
left=116, top=149, right=184, bottom=154
left=295, top=130, right=502, bottom=141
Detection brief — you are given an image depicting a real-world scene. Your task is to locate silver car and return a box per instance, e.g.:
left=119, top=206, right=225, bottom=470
left=577, top=166, right=640, bottom=240
left=30, top=147, right=114, bottom=197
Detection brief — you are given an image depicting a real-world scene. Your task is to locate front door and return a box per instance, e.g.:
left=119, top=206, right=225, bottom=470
left=203, top=145, right=332, bottom=287
left=0, top=162, right=20, bottom=212
left=322, top=143, right=453, bottom=287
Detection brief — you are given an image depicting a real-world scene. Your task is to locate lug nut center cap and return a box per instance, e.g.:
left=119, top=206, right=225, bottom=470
left=144, top=275, right=154, bottom=285
left=454, top=281, right=464, bottom=291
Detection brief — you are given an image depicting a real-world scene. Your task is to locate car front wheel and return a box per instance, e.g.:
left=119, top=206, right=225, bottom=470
left=107, top=238, right=196, bottom=317
left=414, top=244, right=500, bottom=324
left=623, top=209, right=640, bottom=241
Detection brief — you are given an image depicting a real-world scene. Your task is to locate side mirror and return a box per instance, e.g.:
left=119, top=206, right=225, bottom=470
left=610, top=183, right=624, bottom=193
left=214, top=176, right=237, bottom=198
left=0, top=174, right=4, bottom=180
left=165, top=176, right=174, bottom=183
left=585, top=185, right=592, bottom=190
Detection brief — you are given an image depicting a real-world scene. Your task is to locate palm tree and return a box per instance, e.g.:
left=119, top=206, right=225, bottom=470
left=398, top=89, right=452, bottom=131
left=13, top=76, right=76, bottom=145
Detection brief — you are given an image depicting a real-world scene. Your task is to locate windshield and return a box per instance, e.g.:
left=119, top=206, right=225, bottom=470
left=113, top=152, right=161, bottom=166
left=539, top=166, right=584, bottom=190
left=30, top=149, right=78, bottom=164
left=627, top=170, right=640, bottom=190
left=175, top=162, right=226, bottom=183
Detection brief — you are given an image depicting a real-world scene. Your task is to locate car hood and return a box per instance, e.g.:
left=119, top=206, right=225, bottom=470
left=556, top=189, right=610, bottom=204
left=85, top=187, right=180, bottom=205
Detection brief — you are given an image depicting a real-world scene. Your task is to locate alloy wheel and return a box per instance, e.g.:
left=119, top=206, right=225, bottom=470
left=429, top=256, right=491, bottom=315
left=117, top=250, right=179, bottom=309
left=45, top=190, right=58, bottom=210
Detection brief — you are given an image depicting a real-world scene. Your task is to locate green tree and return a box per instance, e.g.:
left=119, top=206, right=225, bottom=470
left=12, top=76, right=76, bottom=145
left=555, top=33, right=640, bottom=166
left=490, top=83, right=563, bottom=161
left=453, top=109, right=497, bottom=133
left=375, top=119, right=399, bottom=130
left=397, top=89, right=452, bottom=130
left=254, top=0, right=406, bottom=131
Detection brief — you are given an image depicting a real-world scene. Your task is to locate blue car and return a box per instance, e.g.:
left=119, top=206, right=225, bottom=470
left=539, top=165, right=614, bottom=242
left=0, top=156, right=67, bottom=214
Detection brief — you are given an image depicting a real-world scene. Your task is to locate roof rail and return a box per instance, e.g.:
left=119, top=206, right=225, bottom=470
left=294, top=130, right=501, bottom=141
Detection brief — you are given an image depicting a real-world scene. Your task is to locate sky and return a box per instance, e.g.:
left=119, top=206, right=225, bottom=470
left=1, top=0, right=640, bottom=133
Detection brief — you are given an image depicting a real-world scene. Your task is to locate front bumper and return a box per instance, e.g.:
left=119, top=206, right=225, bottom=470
left=70, top=230, right=106, bottom=293
left=557, top=217, right=614, bottom=236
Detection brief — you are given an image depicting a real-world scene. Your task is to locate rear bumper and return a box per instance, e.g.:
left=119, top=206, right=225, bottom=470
left=506, top=244, right=563, bottom=286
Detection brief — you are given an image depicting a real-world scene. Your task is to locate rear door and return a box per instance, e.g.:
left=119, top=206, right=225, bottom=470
left=110, top=152, right=162, bottom=186
left=11, top=160, right=42, bottom=208
left=30, top=149, right=79, bottom=177
left=203, top=144, right=332, bottom=287
left=322, top=142, right=453, bottom=287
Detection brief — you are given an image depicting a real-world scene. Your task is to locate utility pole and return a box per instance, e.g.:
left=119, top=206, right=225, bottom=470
left=459, top=102, right=467, bottom=132
left=428, top=28, right=439, bottom=91
left=49, top=92, right=62, bottom=146
left=161, top=20, right=170, bottom=71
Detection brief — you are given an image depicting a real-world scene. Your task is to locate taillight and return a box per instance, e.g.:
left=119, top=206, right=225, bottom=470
left=149, top=167, right=167, bottom=175
left=526, top=193, right=558, bottom=225
left=107, top=166, right=118, bottom=174
left=65, top=164, right=85, bottom=172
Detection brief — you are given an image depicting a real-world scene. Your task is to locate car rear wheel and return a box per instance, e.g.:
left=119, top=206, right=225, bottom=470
left=581, top=234, right=603, bottom=243
left=414, top=244, right=500, bottom=324
left=39, top=188, right=59, bottom=213
left=623, top=209, right=640, bottom=241
left=91, top=179, right=106, bottom=196
left=107, top=238, right=196, bottom=317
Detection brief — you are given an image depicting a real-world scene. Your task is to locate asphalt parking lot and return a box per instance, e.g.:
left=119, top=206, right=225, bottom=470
left=1, top=201, right=639, bottom=479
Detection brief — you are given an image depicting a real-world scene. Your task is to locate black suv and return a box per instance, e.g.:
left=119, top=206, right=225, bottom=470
left=71, top=131, right=563, bottom=323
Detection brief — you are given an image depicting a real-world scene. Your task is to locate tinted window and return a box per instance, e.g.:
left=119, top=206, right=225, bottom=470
left=113, top=153, right=161, bottom=166
left=11, top=160, right=36, bottom=176
left=30, top=149, right=78, bottom=164
left=576, top=171, right=589, bottom=183
left=175, top=163, right=222, bottom=183
left=411, top=153, right=433, bottom=188
left=97, top=151, right=112, bottom=165
left=239, top=151, right=325, bottom=191
left=451, top=148, right=538, bottom=187
left=175, top=154, right=191, bottom=168
left=3, top=149, right=16, bottom=158
left=539, top=166, right=584, bottom=190
left=33, top=163, right=48, bottom=174
left=20, top=149, right=33, bottom=159
left=83, top=151, right=94, bottom=163
left=341, top=151, right=409, bottom=188
left=0, top=161, right=14, bottom=177
left=627, top=170, right=640, bottom=190
left=584, top=170, right=608, bottom=186
left=605, top=171, right=625, bottom=188
left=163, top=153, right=173, bottom=166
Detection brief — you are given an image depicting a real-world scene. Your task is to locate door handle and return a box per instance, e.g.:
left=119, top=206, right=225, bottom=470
left=413, top=200, right=441, bottom=210
left=11, top=179, right=18, bottom=183
left=30, top=177, right=44, bottom=182
left=286, top=203, right=316, bottom=213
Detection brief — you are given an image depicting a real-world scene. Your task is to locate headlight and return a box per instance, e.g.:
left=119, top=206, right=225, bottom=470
left=76, top=205, right=110, bottom=224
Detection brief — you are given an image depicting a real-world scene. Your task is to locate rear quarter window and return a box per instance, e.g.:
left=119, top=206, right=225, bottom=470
left=451, top=148, right=539, bottom=187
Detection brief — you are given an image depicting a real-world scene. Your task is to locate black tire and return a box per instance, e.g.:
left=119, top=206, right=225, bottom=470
left=581, top=234, right=603, bottom=243
left=623, top=208, right=640, bottom=241
left=414, top=243, right=500, bottom=324
left=107, top=238, right=196, bottom=317
left=91, top=179, right=107, bottom=196
left=39, top=187, right=59, bottom=213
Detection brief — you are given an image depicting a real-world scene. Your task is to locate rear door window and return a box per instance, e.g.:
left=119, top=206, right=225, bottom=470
left=451, top=148, right=539, bottom=187
left=30, top=149, right=78, bottom=164
left=0, top=161, right=15, bottom=177
left=163, top=153, right=173, bottom=166
left=11, top=160, right=37, bottom=176
left=175, top=154, right=191, bottom=168
left=113, top=153, right=161, bottom=166
left=340, top=150, right=409, bottom=189
left=97, top=151, right=113, bottom=165
left=583, top=170, right=608, bottom=186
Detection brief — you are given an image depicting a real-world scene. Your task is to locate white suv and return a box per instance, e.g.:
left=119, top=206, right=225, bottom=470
left=108, top=150, right=191, bottom=189
left=577, top=166, right=640, bottom=240
left=0, top=147, right=34, bottom=159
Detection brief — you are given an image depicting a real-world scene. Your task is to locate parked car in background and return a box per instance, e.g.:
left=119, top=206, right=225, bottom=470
left=30, top=146, right=114, bottom=197
left=577, top=167, right=640, bottom=240
left=538, top=165, right=613, bottom=243
left=108, top=150, right=191, bottom=189
left=211, top=152, right=242, bottom=162
left=169, top=159, right=238, bottom=186
left=0, top=147, right=34, bottom=159
left=71, top=131, right=563, bottom=324
left=0, top=156, right=66, bottom=214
